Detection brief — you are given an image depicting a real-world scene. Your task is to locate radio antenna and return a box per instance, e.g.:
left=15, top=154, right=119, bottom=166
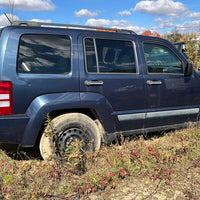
left=3, top=12, right=12, bottom=24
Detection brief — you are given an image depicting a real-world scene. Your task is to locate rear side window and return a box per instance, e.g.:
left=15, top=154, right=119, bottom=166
left=85, top=38, right=136, bottom=73
left=143, top=43, right=183, bottom=74
left=18, top=34, right=71, bottom=74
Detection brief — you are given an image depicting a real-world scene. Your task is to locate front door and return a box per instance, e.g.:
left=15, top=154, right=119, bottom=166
left=142, top=42, right=200, bottom=129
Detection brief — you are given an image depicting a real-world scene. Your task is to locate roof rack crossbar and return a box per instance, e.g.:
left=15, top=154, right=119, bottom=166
left=11, top=21, right=136, bottom=35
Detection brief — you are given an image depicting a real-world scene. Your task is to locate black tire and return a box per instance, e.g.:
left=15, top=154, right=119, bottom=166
left=39, top=113, right=101, bottom=160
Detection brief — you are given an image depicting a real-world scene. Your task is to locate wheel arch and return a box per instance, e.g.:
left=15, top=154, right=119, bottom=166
left=21, top=92, right=115, bottom=147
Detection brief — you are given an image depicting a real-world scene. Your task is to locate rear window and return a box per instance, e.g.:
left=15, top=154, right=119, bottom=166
left=18, top=34, right=71, bottom=74
left=84, top=38, right=136, bottom=73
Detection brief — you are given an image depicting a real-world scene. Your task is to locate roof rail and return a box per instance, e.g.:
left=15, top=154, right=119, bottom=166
left=11, top=21, right=136, bottom=35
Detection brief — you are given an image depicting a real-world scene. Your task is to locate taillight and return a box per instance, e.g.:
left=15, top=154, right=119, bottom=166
left=0, top=81, right=13, bottom=115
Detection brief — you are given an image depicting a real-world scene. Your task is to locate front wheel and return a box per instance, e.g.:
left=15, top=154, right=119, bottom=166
left=39, top=113, right=101, bottom=160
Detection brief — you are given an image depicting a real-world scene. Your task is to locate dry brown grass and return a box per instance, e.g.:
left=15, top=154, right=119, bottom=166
left=0, top=125, right=200, bottom=199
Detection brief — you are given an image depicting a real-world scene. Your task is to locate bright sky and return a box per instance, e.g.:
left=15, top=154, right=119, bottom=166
left=0, top=0, right=200, bottom=34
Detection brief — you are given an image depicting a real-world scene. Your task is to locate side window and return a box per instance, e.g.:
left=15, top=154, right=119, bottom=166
left=18, top=34, right=71, bottom=74
left=143, top=43, right=183, bottom=74
left=85, top=38, right=136, bottom=73
left=85, top=38, right=97, bottom=73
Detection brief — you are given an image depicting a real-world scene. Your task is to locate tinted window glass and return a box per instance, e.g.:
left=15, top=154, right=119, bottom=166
left=85, top=38, right=136, bottom=73
left=85, top=38, right=97, bottom=73
left=18, top=34, right=71, bottom=74
left=143, top=43, right=183, bottom=74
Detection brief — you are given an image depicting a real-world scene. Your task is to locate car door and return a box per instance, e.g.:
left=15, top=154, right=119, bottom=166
left=141, top=40, right=200, bottom=129
left=79, top=34, right=146, bottom=132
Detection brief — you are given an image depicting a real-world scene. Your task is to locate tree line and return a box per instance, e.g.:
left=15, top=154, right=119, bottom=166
left=163, top=31, right=200, bottom=70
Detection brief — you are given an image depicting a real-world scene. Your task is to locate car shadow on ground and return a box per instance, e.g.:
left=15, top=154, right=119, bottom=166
left=0, top=129, right=175, bottom=161
left=0, top=143, right=42, bottom=160
left=111, top=129, right=174, bottom=146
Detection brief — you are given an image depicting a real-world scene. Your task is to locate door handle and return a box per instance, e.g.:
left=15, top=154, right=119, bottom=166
left=84, top=80, right=104, bottom=86
left=146, top=80, right=162, bottom=86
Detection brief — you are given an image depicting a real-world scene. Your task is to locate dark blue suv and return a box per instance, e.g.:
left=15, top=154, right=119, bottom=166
left=0, top=21, right=197, bottom=159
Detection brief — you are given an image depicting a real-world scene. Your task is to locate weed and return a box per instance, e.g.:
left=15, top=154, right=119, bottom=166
left=3, top=175, right=14, bottom=184
left=0, top=126, right=200, bottom=199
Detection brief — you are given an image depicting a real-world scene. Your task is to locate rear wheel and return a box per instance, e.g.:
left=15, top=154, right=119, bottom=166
left=39, top=113, right=101, bottom=160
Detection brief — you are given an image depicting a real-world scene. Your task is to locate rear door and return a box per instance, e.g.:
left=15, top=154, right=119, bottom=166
left=79, top=33, right=146, bottom=132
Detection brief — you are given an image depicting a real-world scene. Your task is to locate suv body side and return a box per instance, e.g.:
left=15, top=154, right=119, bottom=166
left=80, top=32, right=200, bottom=139
left=0, top=24, right=199, bottom=148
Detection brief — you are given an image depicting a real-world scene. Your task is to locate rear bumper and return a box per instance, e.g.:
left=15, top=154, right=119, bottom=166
left=0, top=115, right=29, bottom=144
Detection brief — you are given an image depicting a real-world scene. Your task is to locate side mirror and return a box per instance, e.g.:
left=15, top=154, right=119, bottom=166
left=184, top=62, right=193, bottom=77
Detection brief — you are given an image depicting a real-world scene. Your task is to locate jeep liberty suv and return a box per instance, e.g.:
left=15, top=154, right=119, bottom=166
left=0, top=21, right=197, bottom=159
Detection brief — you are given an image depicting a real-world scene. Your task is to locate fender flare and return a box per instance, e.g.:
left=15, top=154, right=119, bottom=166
left=21, top=92, right=115, bottom=147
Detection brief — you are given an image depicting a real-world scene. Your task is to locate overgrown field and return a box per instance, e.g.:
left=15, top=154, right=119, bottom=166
left=0, top=125, right=200, bottom=199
